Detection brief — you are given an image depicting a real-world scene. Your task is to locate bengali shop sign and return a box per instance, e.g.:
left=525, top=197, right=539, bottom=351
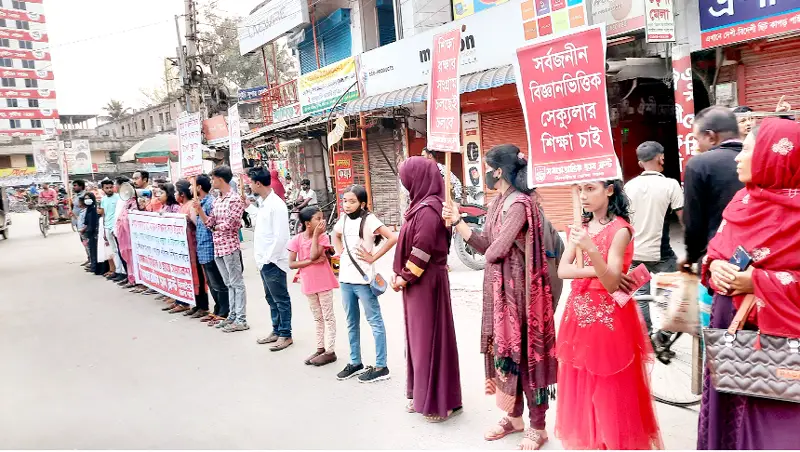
left=178, top=112, right=203, bottom=177
left=514, top=25, right=619, bottom=187
left=672, top=44, right=696, bottom=178
left=228, top=104, right=244, bottom=174
left=299, top=57, right=358, bottom=115
left=128, top=211, right=195, bottom=305
left=645, top=0, right=675, bottom=42
left=427, top=29, right=461, bottom=153
left=699, top=0, right=800, bottom=48
left=334, top=152, right=354, bottom=212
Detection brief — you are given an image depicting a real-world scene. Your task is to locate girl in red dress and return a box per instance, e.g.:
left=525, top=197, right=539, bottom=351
left=555, top=180, right=663, bottom=450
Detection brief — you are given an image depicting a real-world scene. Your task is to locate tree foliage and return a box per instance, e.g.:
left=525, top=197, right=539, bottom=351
left=198, top=6, right=298, bottom=91
left=139, top=59, right=181, bottom=107
left=103, top=99, right=129, bottom=120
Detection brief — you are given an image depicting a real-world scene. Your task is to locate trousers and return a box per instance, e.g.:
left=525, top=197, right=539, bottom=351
left=215, top=249, right=247, bottom=324
left=307, top=290, right=336, bottom=351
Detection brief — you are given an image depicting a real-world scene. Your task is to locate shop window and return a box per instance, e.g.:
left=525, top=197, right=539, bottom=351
left=21, top=59, right=34, bottom=69
left=9, top=119, right=21, bottom=128
left=1, top=77, right=15, bottom=87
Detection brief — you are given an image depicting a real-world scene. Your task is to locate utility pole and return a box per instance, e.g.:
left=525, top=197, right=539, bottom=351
left=175, top=15, right=191, bottom=113
left=178, top=0, right=203, bottom=115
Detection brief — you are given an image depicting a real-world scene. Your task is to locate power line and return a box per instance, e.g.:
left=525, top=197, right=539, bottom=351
left=31, top=19, right=173, bottom=52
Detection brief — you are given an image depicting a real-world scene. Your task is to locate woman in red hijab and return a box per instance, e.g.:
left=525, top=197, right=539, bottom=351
left=698, top=117, right=800, bottom=449
left=269, top=169, right=286, bottom=200
left=392, top=157, right=462, bottom=422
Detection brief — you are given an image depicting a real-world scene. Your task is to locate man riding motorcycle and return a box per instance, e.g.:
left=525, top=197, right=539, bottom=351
left=38, top=183, right=59, bottom=223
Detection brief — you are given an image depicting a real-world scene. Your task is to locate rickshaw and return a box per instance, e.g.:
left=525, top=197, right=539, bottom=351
left=0, top=187, right=10, bottom=240
left=36, top=192, right=73, bottom=238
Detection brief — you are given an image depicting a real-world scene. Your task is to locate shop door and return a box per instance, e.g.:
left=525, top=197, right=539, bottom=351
left=740, top=39, right=800, bottom=112
left=367, top=129, right=403, bottom=227
left=480, top=108, right=572, bottom=231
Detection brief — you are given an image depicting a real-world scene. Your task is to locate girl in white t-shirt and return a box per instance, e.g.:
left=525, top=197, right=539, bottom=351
left=332, top=185, right=397, bottom=383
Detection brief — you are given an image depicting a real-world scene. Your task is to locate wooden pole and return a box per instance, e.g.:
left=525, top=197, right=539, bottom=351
left=359, top=112, right=373, bottom=210
left=444, top=152, right=452, bottom=227
left=572, top=184, right=584, bottom=268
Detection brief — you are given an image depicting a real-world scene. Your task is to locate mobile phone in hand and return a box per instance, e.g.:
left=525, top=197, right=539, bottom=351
left=611, top=263, right=652, bottom=307
left=729, top=246, right=753, bottom=271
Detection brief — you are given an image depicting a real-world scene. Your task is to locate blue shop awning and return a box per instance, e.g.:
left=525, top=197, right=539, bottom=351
left=343, top=64, right=516, bottom=115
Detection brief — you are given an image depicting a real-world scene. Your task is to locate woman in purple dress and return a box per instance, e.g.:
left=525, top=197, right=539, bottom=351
left=392, top=157, right=463, bottom=423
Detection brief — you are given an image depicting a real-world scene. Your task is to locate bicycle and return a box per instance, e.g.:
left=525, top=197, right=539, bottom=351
left=635, top=294, right=703, bottom=408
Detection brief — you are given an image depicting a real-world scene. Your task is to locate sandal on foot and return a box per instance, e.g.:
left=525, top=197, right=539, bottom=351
left=518, top=428, right=548, bottom=450
left=425, top=407, right=463, bottom=423
left=162, top=303, right=177, bottom=311
left=485, top=417, right=524, bottom=441
left=199, top=314, right=214, bottom=322
left=406, top=400, right=415, bottom=413
left=169, top=305, right=190, bottom=314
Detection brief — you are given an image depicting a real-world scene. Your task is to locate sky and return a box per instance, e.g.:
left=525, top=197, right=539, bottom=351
left=45, top=0, right=252, bottom=116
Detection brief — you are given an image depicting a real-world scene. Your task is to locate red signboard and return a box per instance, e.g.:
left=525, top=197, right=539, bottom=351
left=426, top=28, right=461, bottom=153
left=672, top=44, right=696, bottom=178
left=0, top=129, right=51, bottom=138
left=0, top=29, right=48, bottom=42
left=0, top=88, right=56, bottom=99
left=0, top=108, right=59, bottom=119
left=334, top=153, right=354, bottom=213
left=0, top=9, right=46, bottom=23
left=0, top=48, right=50, bottom=60
left=0, top=68, right=53, bottom=80
left=514, top=25, right=619, bottom=187
left=202, top=115, right=228, bottom=141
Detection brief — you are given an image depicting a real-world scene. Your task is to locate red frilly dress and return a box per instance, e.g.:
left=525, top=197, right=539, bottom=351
left=555, top=217, right=663, bottom=450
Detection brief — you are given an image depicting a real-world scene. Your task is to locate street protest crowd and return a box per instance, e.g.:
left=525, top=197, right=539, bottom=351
left=65, top=104, right=800, bottom=450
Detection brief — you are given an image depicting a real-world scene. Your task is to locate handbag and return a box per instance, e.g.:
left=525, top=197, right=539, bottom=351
left=703, top=294, right=800, bottom=403
left=655, top=272, right=700, bottom=335
left=342, top=216, right=387, bottom=297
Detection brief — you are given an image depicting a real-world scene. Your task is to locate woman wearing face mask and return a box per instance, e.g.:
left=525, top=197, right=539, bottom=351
left=332, top=185, right=397, bottom=383
left=443, top=144, right=557, bottom=450
left=393, top=157, right=462, bottom=423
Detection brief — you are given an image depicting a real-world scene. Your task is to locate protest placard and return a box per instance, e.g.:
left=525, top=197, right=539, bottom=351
left=129, top=211, right=195, bottom=305
left=427, top=28, right=461, bottom=154
left=228, top=104, right=244, bottom=174
left=178, top=112, right=203, bottom=178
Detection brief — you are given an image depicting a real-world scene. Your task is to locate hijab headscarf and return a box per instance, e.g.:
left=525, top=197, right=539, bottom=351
left=399, top=156, right=444, bottom=220
left=270, top=169, right=286, bottom=201
left=705, top=118, right=800, bottom=337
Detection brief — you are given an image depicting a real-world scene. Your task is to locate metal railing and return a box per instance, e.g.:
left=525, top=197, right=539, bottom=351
left=261, top=79, right=299, bottom=125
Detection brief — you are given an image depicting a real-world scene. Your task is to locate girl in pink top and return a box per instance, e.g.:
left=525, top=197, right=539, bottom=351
left=287, top=206, right=340, bottom=367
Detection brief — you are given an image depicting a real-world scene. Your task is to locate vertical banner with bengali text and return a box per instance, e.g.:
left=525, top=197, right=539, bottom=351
left=672, top=44, right=695, bottom=179
left=228, top=104, right=244, bottom=174
left=427, top=28, right=461, bottom=153
left=461, top=112, right=484, bottom=205
left=129, top=211, right=195, bottom=305
left=513, top=25, right=620, bottom=187
left=334, top=152, right=354, bottom=213
left=178, top=112, right=203, bottom=178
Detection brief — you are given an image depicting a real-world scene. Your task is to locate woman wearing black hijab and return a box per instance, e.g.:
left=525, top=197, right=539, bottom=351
left=82, top=193, right=109, bottom=276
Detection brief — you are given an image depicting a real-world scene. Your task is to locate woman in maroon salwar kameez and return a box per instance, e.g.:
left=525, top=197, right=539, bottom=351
left=444, top=144, right=557, bottom=450
left=392, top=157, right=463, bottom=422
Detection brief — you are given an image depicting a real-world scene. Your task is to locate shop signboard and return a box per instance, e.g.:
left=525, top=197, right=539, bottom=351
left=645, top=0, right=676, bottom=42
left=0, top=68, right=54, bottom=80
left=238, top=0, right=310, bottom=55
left=62, top=139, right=92, bottom=175
left=699, top=0, right=800, bottom=48
left=202, top=115, right=228, bottom=143
left=590, top=0, right=646, bottom=37
left=0, top=49, right=51, bottom=60
left=0, top=8, right=46, bottom=22
left=299, top=57, right=358, bottom=115
left=427, top=29, right=462, bottom=154
left=273, top=103, right=302, bottom=122
left=452, top=0, right=511, bottom=19
left=461, top=112, right=485, bottom=205
left=128, top=211, right=196, bottom=305
left=357, top=2, right=526, bottom=98
left=238, top=85, right=268, bottom=104
left=513, top=25, right=620, bottom=187
left=0, top=167, right=58, bottom=187
left=228, top=104, right=244, bottom=174
left=0, top=88, right=56, bottom=99
left=0, top=108, right=59, bottom=120
left=177, top=112, right=203, bottom=178
left=672, top=44, right=696, bottom=177
left=520, top=0, right=588, bottom=41
left=333, top=152, right=354, bottom=212
left=0, top=29, right=48, bottom=42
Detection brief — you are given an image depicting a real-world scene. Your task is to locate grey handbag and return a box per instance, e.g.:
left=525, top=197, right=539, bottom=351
left=703, top=294, right=800, bottom=403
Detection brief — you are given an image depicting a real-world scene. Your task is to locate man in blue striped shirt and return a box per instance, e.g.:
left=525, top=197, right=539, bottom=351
left=195, top=174, right=230, bottom=323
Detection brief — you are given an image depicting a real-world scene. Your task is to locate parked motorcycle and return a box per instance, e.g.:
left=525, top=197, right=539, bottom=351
left=453, top=203, right=487, bottom=271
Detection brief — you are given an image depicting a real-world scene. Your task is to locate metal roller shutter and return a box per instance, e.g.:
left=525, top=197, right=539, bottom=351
left=367, top=129, right=402, bottom=227
left=480, top=108, right=572, bottom=231
left=740, top=38, right=800, bottom=112
left=321, top=22, right=352, bottom=67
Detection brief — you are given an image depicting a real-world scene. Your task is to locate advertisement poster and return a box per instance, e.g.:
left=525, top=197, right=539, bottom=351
left=32, top=138, right=61, bottom=176
left=699, top=0, right=800, bottom=48
left=178, top=112, right=203, bottom=178
left=228, top=104, right=244, bottom=174
left=590, top=0, right=645, bottom=36
left=645, top=0, right=676, bottom=42
left=513, top=25, right=620, bottom=187
left=427, top=29, right=461, bottom=154
left=62, top=139, right=92, bottom=175
left=461, top=112, right=484, bottom=205
left=334, top=153, right=354, bottom=212
left=299, top=56, right=358, bottom=115
left=128, top=211, right=195, bottom=305
left=521, top=0, right=587, bottom=41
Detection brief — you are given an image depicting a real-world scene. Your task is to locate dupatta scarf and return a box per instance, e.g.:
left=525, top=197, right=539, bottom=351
left=704, top=118, right=800, bottom=338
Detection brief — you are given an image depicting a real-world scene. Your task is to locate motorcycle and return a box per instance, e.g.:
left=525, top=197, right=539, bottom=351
left=453, top=203, right=487, bottom=271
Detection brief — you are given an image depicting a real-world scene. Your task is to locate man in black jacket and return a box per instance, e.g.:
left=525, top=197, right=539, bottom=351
left=682, top=106, right=745, bottom=267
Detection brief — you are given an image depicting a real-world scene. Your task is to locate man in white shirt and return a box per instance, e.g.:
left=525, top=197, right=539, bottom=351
left=625, top=141, right=684, bottom=332
left=248, top=167, right=293, bottom=351
left=296, top=178, right=318, bottom=209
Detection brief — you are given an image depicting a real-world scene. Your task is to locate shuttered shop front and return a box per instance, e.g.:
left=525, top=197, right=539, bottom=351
left=480, top=108, right=572, bottom=231
left=367, top=129, right=403, bottom=227
left=739, top=39, right=800, bottom=112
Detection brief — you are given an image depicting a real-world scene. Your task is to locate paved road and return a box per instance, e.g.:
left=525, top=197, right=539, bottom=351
left=0, top=211, right=698, bottom=449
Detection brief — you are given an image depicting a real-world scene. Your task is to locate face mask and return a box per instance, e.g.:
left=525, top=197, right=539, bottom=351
left=84, top=198, right=94, bottom=206
left=485, top=169, right=500, bottom=190
left=347, top=207, right=363, bottom=220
